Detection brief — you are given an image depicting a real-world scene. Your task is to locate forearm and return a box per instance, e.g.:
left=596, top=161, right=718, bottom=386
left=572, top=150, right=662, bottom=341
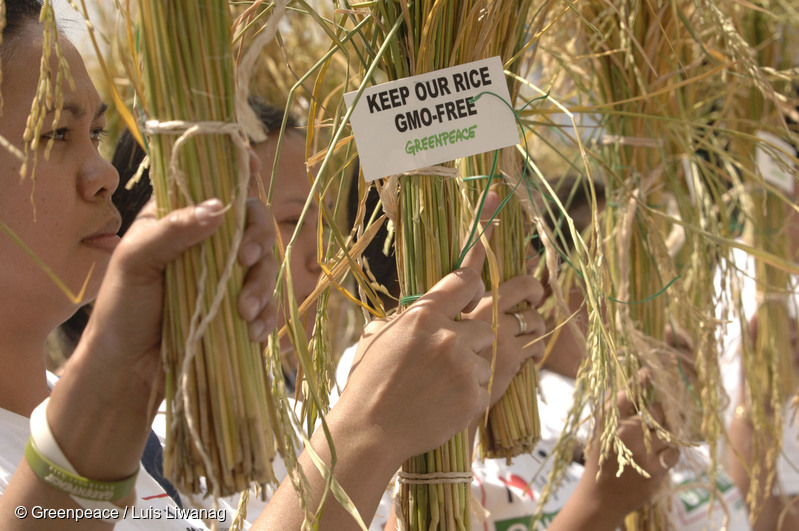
left=47, top=336, right=156, bottom=483
left=0, top=358, right=133, bottom=530
left=254, top=401, right=400, bottom=530
left=546, top=478, right=624, bottom=531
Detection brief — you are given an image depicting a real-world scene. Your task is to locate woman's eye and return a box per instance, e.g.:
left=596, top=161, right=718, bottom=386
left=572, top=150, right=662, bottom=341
left=90, top=128, right=108, bottom=142
left=42, top=128, right=68, bottom=141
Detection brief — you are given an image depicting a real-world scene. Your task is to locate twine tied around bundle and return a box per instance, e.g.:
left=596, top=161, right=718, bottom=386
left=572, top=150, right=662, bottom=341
left=391, top=470, right=490, bottom=531
left=396, top=470, right=474, bottom=485
left=144, top=117, right=251, bottom=500
left=378, top=165, right=459, bottom=226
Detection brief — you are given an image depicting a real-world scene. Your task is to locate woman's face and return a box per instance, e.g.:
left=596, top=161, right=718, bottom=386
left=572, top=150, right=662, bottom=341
left=253, top=131, right=320, bottom=351
left=0, top=26, right=120, bottom=330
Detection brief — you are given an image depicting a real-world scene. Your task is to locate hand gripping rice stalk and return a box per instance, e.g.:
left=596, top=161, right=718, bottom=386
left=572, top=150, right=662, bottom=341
left=136, top=0, right=279, bottom=497
left=354, top=0, right=544, bottom=526
left=462, top=153, right=541, bottom=461
left=577, top=1, right=703, bottom=527
left=395, top=173, right=470, bottom=531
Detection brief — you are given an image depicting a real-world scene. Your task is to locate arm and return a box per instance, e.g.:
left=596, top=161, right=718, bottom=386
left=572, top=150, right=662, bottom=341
left=382, top=272, right=548, bottom=530
left=548, top=388, right=679, bottom=531
left=255, top=267, right=494, bottom=530
left=0, top=198, right=276, bottom=529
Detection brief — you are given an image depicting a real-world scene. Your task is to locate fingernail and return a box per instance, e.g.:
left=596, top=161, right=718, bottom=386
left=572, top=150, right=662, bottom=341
left=242, top=242, right=261, bottom=266
left=195, top=199, right=224, bottom=223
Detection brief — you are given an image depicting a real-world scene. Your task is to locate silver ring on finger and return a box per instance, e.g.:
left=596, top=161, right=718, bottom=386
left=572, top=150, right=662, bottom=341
left=511, top=311, right=527, bottom=336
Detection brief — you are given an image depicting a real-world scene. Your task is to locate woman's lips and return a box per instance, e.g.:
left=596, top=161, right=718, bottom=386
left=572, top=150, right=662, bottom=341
left=81, top=231, right=121, bottom=253
left=82, top=217, right=123, bottom=253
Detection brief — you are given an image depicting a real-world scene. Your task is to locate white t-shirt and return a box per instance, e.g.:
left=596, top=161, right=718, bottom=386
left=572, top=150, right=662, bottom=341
left=717, top=246, right=799, bottom=493
left=336, top=347, right=750, bottom=530
left=0, top=375, right=230, bottom=530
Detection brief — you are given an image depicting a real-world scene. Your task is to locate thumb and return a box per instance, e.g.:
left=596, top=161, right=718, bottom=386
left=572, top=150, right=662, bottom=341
left=115, top=198, right=227, bottom=280
left=85, top=198, right=229, bottom=363
left=413, top=267, right=486, bottom=319
left=459, top=189, right=500, bottom=273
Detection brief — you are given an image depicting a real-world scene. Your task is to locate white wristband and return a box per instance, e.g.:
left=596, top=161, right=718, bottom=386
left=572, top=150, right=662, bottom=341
left=30, top=398, right=130, bottom=522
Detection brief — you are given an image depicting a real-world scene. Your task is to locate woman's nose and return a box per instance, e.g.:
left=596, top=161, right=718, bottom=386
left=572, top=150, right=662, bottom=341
left=306, top=251, right=322, bottom=275
left=78, top=151, right=120, bottom=201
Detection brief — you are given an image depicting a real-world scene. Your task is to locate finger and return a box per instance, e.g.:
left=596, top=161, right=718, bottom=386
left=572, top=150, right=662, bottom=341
left=656, top=445, right=680, bottom=470
left=636, top=368, right=654, bottom=389
left=509, top=307, right=546, bottom=337
left=519, top=311, right=547, bottom=362
left=459, top=190, right=500, bottom=274
left=478, top=189, right=501, bottom=225
left=615, top=389, right=638, bottom=418
left=415, top=267, right=486, bottom=319
left=116, top=199, right=226, bottom=276
left=238, top=251, right=277, bottom=321
left=470, top=354, right=492, bottom=387
left=454, top=319, right=494, bottom=356
left=472, top=385, right=491, bottom=417
left=239, top=198, right=276, bottom=268
left=132, top=197, right=157, bottom=222
left=496, top=275, right=545, bottom=312
left=249, top=299, right=277, bottom=343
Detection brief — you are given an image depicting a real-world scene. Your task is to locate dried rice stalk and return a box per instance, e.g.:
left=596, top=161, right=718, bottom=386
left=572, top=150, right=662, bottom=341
left=457, top=0, right=555, bottom=463
left=462, top=155, right=542, bottom=461
left=726, top=5, right=798, bottom=520
left=136, top=0, right=279, bottom=497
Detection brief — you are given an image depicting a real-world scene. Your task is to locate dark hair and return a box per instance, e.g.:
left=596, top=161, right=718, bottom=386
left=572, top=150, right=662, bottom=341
left=248, top=96, right=298, bottom=133
left=533, top=176, right=605, bottom=255
left=110, top=129, right=154, bottom=235
left=1, top=0, right=44, bottom=63
left=346, top=164, right=400, bottom=310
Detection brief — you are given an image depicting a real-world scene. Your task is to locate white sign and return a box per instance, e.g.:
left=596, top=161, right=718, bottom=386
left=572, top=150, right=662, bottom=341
left=756, top=130, right=796, bottom=194
left=344, top=57, right=520, bottom=182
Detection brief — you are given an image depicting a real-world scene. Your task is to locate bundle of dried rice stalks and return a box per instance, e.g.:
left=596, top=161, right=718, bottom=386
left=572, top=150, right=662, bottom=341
left=136, top=0, right=280, bottom=498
